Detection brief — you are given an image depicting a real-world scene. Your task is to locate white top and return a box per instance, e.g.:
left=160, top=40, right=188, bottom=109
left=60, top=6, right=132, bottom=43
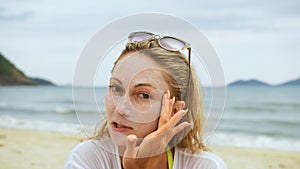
left=65, top=139, right=227, bottom=169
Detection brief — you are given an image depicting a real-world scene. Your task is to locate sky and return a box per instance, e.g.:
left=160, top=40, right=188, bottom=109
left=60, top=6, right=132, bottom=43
left=0, top=0, right=300, bottom=86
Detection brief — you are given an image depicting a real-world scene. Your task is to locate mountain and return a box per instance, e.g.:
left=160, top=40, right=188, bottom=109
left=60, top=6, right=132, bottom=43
left=30, top=77, right=55, bottom=86
left=0, top=52, right=55, bottom=86
left=228, top=78, right=300, bottom=87
left=277, top=78, right=300, bottom=86
left=228, top=79, right=271, bottom=87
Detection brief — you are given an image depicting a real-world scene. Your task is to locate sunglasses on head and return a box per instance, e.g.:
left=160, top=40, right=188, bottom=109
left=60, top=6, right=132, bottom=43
left=128, top=31, right=191, bottom=68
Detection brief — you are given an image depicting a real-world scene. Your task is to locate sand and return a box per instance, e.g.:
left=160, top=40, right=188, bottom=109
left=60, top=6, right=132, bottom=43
left=0, top=128, right=299, bottom=169
left=211, top=146, right=300, bottom=169
left=0, top=128, right=80, bottom=169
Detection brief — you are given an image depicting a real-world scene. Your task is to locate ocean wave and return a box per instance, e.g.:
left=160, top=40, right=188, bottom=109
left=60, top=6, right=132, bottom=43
left=0, top=115, right=82, bottom=134
left=1, top=115, right=299, bottom=152
left=229, top=106, right=278, bottom=112
left=62, top=99, right=76, bottom=104
left=263, top=102, right=300, bottom=108
left=210, top=131, right=300, bottom=152
left=228, top=102, right=300, bottom=113
left=54, top=107, right=76, bottom=114
left=220, top=126, right=299, bottom=139
left=38, top=99, right=92, bottom=105
left=0, top=105, right=44, bottom=114
left=53, top=107, right=104, bottom=115
left=267, top=119, right=300, bottom=127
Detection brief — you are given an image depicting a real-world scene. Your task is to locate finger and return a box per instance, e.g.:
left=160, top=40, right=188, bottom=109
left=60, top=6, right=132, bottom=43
left=163, top=90, right=174, bottom=116
left=157, top=109, right=188, bottom=135
left=162, top=92, right=170, bottom=112
left=171, top=122, right=191, bottom=137
left=123, top=134, right=137, bottom=158
left=168, top=109, right=188, bottom=127
left=158, top=92, right=172, bottom=127
left=165, top=95, right=175, bottom=119
left=169, top=96, right=175, bottom=115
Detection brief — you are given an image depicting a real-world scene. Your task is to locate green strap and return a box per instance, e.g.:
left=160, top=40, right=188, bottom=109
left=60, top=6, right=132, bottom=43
left=167, top=148, right=173, bottom=169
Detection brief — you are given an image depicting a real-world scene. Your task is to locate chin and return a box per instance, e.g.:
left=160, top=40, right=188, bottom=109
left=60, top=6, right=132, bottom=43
left=108, top=127, right=128, bottom=146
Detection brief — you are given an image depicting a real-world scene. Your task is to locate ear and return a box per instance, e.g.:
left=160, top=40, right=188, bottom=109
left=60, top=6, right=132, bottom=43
left=171, top=101, right=185, bottom=116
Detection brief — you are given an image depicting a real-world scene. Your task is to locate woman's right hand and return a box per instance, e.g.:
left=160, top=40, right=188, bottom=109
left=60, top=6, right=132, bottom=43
left=122, top=91, right=191, bottom=169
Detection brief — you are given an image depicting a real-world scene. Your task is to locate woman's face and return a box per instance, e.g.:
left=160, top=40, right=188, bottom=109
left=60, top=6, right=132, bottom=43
left=106, top=52, right=170, bottom=145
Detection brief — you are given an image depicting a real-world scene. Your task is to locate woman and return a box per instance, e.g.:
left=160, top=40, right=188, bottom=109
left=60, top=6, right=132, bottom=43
left=65, top=31, right=227, bottom=169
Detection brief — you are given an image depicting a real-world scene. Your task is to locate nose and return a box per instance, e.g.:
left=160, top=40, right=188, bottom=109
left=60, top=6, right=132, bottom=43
left=114, top=96, right=132, bottom=118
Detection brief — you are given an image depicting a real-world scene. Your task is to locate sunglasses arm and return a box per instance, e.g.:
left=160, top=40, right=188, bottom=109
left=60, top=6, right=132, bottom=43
left=187, top=47, right=191, bottom=68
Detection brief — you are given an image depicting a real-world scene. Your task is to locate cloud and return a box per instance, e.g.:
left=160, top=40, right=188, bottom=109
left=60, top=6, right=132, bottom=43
left=0, top=7, right=33, bottom=21
left=0, top=0, right=299, bottom=85
left=181, top=6, right=300, bottom=31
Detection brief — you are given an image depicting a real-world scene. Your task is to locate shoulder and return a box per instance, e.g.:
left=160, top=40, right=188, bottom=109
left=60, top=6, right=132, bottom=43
left=64, top=140, right=101, bottom=169
left=64, top=139, right=119, bottom=169
left=197, top=151, right=227, bottom=169
left=68, top=140, right=98, bottom=154
left=174, top=148, right=227, bottom=169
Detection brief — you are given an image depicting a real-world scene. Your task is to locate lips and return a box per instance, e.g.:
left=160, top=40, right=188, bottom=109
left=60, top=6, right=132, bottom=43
left=111, top=121, right=133, bottom=132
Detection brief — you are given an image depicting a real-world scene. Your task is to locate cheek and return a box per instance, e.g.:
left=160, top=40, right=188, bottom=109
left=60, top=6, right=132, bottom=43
left=105, top=94, right=114, bottom=117
left=137, top=120, right=159, bottom=138
left=128, top=100, right=162, bottom=124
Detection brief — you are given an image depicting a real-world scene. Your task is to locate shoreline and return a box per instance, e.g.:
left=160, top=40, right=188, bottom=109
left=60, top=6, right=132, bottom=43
left=0, top=128, right=299, bottom=169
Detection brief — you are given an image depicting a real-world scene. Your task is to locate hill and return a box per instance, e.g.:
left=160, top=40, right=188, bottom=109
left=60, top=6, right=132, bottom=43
left=228, top=79, right=270, bottom=87
left=30, top=77, right=55, bottom=86
left=228, top=78, right=300, bottom=87
left=0, top=52, right=54, bottom=86
left=278, top=78, right=300, bottom=86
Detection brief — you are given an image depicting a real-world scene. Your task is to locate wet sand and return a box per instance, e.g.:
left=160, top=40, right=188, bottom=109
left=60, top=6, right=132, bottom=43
left=0, top=128, right=299, bottom=169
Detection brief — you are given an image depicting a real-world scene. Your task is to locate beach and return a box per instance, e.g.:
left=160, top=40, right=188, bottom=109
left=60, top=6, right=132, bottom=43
left=211, top=146, right=300, bottom=169
left=1, top=128, right=299, bottom=169
left=1, top=86, right=299, bottom=168
left=0, top=128, right=80, bottom=169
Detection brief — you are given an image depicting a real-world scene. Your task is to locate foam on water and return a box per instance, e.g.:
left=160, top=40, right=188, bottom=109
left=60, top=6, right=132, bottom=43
left=0, top=115, right=81, bottom=134
left=1, top=114, right=300, bottom=152
left=209, top=131, right=300, bottom=152
left=54, top=107, right=76, bottom=114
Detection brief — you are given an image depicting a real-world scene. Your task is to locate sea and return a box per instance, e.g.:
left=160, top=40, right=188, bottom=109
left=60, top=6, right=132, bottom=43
left=0, top=86, right=299, bottom=152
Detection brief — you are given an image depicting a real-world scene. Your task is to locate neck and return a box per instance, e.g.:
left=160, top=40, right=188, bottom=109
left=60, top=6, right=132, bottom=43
left=118, top=145, right=126, bottom=156
left=118, top=146, right=174, bottom=169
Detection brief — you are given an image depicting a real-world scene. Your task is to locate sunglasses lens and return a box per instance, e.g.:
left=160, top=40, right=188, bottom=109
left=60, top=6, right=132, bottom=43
left=159, top=37, right=185, bottom=50
left=130, top=33, right=152, bottom=42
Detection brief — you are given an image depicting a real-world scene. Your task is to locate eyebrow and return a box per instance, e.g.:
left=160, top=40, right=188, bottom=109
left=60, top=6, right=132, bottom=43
left=134, top=83, right=157, bottom=89
left=110, top=77, right=157, bottom=89
left=110, top=77, right=122, bottom=85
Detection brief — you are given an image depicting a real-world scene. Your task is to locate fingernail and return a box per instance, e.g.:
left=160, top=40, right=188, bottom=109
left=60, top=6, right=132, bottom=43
left=167, top=90, right=170, bottom=99
left=179, top=122, right=192, bottom=131
left=164, top=93, right=168, bottom=99
left=181, top=109, right=188, bottom=117
left=127, top=134, right=137, bottom=142
left=170, top=96, right=175, bottom=104
left=179, top=109, right=188, bottom=118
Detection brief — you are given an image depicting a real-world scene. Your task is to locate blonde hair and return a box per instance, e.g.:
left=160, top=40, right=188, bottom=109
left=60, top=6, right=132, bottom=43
left=94, top=39, right=207, bottom=152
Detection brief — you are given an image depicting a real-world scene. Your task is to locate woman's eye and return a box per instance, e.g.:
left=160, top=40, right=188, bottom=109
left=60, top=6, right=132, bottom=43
left=109, top=85, right=122, bottom=93
left=138, top=93, right=151, bottom=99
